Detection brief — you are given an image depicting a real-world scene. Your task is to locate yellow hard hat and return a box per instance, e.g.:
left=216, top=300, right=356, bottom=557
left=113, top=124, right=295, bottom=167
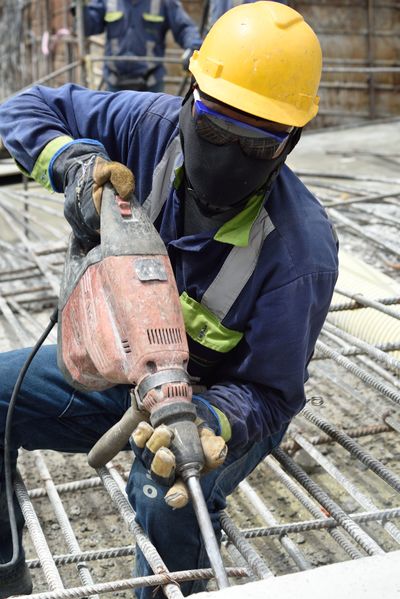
left=189, top=1, right=322, bottom=127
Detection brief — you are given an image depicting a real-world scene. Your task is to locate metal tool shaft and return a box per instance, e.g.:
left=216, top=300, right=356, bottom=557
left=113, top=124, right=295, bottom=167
left=185, top=474, right=229, bottom=589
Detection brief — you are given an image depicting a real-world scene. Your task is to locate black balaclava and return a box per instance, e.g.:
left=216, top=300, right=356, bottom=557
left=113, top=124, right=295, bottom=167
left=179, top=91, right=302, bottom=216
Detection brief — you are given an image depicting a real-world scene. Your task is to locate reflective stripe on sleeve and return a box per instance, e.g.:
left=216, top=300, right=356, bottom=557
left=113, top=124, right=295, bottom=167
left=104, top=11, right=123, bottom=22
left=213, top=406, right=232, bottom=442
left=180, top=291, right=243, bottom=353
left=30, top=135, right=73, bottom=190
left=143, top=13, right=164, bottom=22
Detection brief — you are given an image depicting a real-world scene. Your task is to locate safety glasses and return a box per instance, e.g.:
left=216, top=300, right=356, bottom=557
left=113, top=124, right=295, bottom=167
left=193, top=89, right=293, bottom=160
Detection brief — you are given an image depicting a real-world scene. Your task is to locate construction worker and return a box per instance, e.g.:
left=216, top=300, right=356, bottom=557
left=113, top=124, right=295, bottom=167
left=0, top=3, right=338, bottom=597
left=80, top=0, right=202, bottom=91
left=205, top=0, right=287, bottom=33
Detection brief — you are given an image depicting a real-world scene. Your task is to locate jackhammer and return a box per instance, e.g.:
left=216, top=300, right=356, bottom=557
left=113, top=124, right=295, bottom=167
left=57, top=185, right=229, bottom=589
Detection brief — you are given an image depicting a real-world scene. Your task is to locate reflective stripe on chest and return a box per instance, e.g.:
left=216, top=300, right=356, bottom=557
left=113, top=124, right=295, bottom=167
left=143, top=135, right=276, bottom=353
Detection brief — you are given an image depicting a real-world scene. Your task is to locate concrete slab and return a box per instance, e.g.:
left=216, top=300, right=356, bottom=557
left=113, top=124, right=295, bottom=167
left=287, top=118, right=400, bottom=182
left=0, top=157, right=19, bottom=178
left=192, top=551, right=400, bottom=599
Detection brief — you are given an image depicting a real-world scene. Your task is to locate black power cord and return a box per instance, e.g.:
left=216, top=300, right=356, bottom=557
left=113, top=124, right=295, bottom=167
left=0, top=307, right=58, bottom=571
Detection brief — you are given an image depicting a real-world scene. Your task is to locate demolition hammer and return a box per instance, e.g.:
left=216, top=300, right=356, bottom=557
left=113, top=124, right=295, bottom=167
left=57, top=185, right=229, bottom=589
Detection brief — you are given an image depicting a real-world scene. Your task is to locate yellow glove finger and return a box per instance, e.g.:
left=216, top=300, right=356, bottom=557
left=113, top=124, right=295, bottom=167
left=92, top=157, right=135, bottom=212
left=151, top=447, right=176, bottom=486
left=164, top=478, right=189, bottom=509
left=146, top=424, right=174, bottom=454
left=200, top=428, right=227, bottom=471
left=131, top=421, right=153, bottom=449
left=141, top=424, right=174, bottom=478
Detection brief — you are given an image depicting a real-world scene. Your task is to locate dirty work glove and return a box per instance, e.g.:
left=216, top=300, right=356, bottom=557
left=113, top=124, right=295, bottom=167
left=52, top=142, right=135, bottom=247
left=131, top=397, right=229, bottom=509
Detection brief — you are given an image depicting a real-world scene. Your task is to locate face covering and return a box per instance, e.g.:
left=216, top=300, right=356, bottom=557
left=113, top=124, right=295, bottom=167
left=179, top=94, right=302, bottom=215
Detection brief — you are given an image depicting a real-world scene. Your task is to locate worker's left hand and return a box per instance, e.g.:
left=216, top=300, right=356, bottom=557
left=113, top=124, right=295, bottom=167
left=52, top=143, right=135, bottom=247
left=131, top=419, right=227, bottom=509
left=65, top=154, right=135, bottom=246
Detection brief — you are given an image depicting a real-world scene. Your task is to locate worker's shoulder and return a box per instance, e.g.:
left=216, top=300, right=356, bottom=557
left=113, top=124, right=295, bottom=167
left=266, top=165, right=338, bottom=276
left=141, top=92, right=181, bottom=128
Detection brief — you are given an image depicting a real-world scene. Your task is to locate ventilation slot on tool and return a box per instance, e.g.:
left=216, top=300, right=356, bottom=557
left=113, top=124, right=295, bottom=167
left=147, top=328, right=182, bottom=345
left=121, top=339, right=131, bottom=354
left=167, top=384, right=189, bottom=398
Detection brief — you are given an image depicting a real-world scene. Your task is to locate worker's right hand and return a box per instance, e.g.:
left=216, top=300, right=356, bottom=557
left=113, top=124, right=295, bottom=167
left=131, top=420, right=227, bottom=508
left=52, top=144, right=135, bottom=247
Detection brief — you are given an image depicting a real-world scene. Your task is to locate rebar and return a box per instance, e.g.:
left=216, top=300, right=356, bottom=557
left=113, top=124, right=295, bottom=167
left=329, top=297, right=400, bottom=312
left=313, top=342, right=400, bottom=359
left=97, top=465, right=184, bottom=599
left=272, top=448, right=385, bottom=556
left=282, top=422, right=393, bottom=452
left=288, top=426, right=400, bottom=545
left=220, top=511, right=273, bottom=579
left=34, top=451, right=99, bottom=596
left=264, top=457, right=364, bottom=560
left=239, top=506, right=400, bottom=539
left=27, top=546, right=136, bottom=569
left=326, top=320, right=400, bottom=373
left=238, top=480, right=312, bottom=571
left=316, top=340, right=400, bottom=408
left=15, top=471, right=65, bottom=591
left=18, top=567, right=249, bottom=599
left=329, top=209, right=400, bottom=259
left=334, top=288, right=400, bottom=321
left=301, top=406, right=400, bottom=493
left=314, top=363, right=400, bottom=434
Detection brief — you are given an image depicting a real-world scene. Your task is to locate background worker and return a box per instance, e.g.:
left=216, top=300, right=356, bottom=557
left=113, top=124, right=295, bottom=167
left=205, top=0, right=287, bottom=32
left=0, top=3, right=338, bottom=598
left=81, top=0, right=202, bottom=92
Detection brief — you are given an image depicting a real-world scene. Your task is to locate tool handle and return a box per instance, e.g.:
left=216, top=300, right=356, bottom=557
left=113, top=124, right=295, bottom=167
left=88, top=407, right=147, bottom=468
left=100, top=183, right=166, bottom=257
left=150, top=402, right=204, bottom=474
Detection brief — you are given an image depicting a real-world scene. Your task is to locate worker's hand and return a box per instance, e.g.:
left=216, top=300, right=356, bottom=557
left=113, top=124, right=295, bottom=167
left=131, top=418, right=227, bottom=509
left=52, top=143, right=135, bottom=247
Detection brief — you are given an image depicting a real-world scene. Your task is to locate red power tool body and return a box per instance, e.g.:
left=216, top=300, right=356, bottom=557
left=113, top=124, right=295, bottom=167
left=57, top=185, right=202, bottom=473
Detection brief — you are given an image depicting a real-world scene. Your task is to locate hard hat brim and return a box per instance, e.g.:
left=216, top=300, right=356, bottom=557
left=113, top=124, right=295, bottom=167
left=190, top=66, right=320, bottom=128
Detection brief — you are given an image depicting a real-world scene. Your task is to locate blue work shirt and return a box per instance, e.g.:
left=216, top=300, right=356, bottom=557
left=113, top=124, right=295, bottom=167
left=0, top=85, right=338, bottom=450
left=206, top=0, right=287, bottom=33
left=84, top=0, right=202, bottom=89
